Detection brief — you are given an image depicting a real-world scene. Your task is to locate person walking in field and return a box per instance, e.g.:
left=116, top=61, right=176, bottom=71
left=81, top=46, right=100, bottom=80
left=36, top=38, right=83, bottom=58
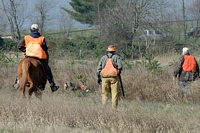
left=173, top=47, right=199, bottom=93
left=17, top=24, right=59, bottom=92
left=97, top=45, right=122, bottom=110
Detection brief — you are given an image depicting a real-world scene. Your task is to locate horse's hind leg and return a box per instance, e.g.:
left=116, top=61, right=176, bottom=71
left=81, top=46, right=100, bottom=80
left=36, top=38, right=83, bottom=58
left=34, top=89, right=42, bottom=100
left=28, top=85, right=35, bottom=99
left=18, top=86, right=26, bottom=98
left=18, top=80, right=26, bottom=98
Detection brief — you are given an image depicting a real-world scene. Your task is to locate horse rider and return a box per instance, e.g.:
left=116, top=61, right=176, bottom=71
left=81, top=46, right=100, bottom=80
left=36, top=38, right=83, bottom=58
left=173, top=47, right=199, bottom=93
left=17, top=24, right=59, bottom=92
left=97, top=45, right=122, bottom=110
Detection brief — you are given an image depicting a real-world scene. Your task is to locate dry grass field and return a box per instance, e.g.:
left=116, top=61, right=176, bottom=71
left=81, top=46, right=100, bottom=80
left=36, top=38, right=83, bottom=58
left=1, top=54, right=200, bottom=133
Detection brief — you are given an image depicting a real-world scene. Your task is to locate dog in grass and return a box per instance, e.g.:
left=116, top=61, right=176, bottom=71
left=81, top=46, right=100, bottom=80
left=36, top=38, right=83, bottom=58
left=63, top=81, right=90, bottom=92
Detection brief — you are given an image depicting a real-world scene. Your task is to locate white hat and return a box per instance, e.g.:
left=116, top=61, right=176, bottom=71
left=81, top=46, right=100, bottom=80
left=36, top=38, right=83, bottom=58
left=182, top=47, right=189, bottom=54
left=31, top=24, right=39, bottom=30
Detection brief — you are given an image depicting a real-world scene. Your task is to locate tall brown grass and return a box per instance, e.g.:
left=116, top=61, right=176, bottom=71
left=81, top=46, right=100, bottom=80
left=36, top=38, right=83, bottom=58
left=0, top=55, right=200, bottom=133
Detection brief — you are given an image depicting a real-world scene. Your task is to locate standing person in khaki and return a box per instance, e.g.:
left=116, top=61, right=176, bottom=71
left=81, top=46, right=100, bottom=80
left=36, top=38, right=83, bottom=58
left=97, top=45, right=122, bottom=110
left=17, top=24, right=59, bottom=92
left=173, top=47, right=199, bottom=93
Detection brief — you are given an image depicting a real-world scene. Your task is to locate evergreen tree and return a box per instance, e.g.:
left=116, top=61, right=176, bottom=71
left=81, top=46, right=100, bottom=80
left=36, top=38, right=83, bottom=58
left=62, top=0, right=116, bottom=26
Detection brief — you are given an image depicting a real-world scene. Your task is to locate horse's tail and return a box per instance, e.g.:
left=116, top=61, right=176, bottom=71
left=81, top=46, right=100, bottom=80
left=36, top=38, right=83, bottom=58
left=20, top=59, right=31, bottom=90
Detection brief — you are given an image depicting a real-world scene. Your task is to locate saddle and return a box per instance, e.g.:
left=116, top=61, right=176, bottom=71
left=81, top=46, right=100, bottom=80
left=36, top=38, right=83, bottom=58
left=28, top=57, right=48, bottom=79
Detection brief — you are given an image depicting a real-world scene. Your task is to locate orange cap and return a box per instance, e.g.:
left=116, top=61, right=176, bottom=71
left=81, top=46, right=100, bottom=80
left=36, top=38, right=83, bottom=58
left=107, top=45, right=116, bottom=52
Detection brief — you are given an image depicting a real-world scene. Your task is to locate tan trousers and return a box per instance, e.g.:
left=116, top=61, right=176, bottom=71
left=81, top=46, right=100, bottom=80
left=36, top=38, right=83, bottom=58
left=101, top=76, right=119, bottom=109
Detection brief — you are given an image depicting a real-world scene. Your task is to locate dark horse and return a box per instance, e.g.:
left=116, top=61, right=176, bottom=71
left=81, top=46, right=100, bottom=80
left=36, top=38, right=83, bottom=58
left=17, top=57, right=47, bottom=99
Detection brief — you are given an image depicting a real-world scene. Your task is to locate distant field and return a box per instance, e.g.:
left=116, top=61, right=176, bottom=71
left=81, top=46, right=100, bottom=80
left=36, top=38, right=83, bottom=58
left=44, top=28, right=97, bottom=39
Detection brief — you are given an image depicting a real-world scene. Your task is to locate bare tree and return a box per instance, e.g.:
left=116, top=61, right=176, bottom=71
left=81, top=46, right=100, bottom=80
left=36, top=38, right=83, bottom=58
left=0, top=9, right=7, bottom=32
left=181, top=0, right=187, bottom=39
left=52, top=8, right=74, bottom=38
left=31, top=0, right=56, bottom=34
left=188, top=0, right=200, bottom=27
left=58, top=9, right=73, bottom=32
left=99, top=0, right=169, bottom=51
left=0, top=0, right=27, bottom=40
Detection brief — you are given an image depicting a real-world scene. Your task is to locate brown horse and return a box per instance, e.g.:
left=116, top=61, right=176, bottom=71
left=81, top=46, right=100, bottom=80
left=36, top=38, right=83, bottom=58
left=17, top=57, right=47, bottom=99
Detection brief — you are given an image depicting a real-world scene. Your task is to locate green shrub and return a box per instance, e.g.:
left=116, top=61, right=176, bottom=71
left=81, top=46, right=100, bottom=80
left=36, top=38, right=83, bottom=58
left=136, top=53, right=161, bottom=71
left=0, top=38, right=17, bottom=51
left=48, top=35, right=105, bottom=59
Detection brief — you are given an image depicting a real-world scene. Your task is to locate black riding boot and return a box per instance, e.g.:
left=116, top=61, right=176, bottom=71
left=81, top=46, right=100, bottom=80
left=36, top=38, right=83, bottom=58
left=48, top=79, right=59, bottom=92
left=41, top=60, right=59, bottom=92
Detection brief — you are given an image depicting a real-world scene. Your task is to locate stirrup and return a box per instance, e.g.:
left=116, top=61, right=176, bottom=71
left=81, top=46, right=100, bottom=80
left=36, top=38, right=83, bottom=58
left=12, top=77, right=19, bottom=90
left=51, top=85, right=59, bottom=92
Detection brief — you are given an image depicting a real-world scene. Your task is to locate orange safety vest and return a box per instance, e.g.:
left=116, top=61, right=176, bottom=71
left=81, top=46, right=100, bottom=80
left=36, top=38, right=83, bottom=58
left=100, top=56, right=120, bottom=78
left=182, top=55, right=196, bottom=72
left=24, top=35, right=47, bottom=59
